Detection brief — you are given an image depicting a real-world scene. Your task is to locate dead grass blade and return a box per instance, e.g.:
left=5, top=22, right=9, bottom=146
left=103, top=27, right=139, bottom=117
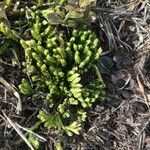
left=138, top=129, right=146, bottom=150
left=136, top=74, right=149, bottom=109
left=11, top=48, right=21, bottom=67
left=15, top=123, right=47, bottom=142
left=96, top=1, right=135, bottom=52
left=0, top=76, right=22, bottom=114
left=1, top=111, right=35, bottom=150
left=119, top=73, right=131, bottom=90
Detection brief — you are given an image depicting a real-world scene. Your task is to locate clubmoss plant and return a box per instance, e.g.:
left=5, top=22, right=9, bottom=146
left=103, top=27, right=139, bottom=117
left=0, top=22, right=18, bottom=41
left=19, top=0, right=105, bottom=137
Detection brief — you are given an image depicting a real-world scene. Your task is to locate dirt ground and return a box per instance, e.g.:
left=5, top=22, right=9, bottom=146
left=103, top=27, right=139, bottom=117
left=0, top=0, right=150, bottom=150
left=72, top=1, right=150, bottom=149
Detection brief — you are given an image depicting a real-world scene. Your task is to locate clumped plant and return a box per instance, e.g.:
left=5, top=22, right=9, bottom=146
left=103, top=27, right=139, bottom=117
left=19, top=0, right=105, bottom=138
left=0, top=0, right=105, bottom=149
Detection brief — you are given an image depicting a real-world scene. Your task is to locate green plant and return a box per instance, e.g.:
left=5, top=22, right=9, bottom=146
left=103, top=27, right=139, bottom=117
left=0, top=21, right=19, bottom=55
left=0, top=22, right=18, bottom=41
left=4, top=0, right=12, bottom=6
left=19, top=1, right=105, bottom=138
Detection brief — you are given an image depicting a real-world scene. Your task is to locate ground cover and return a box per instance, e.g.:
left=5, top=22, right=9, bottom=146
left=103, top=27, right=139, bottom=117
left=0, top=0, right=150, bottom=150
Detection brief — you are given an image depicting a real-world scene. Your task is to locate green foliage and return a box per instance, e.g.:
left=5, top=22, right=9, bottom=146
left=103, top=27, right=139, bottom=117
left=0, top=22, right=19, bottom=55
left=0, top=22, right=18, bottom=41
left=37, top=0, right=43, bottom=5
left=38, top=111, right=63, bottom=130
left=29, top=0, right=96, bottom=27
left=38, top=111, right=82, bottom=136
left=28, top=134, right=39, bottom=150
left=63, top=121, right=81, bottom=136
left=15, top=121, right=42, bottom=146
left=19, top=79, right=33, bottom=95
left=19, top=0, right=105, bottom=138
left=4, top=0, right=12, bottom=6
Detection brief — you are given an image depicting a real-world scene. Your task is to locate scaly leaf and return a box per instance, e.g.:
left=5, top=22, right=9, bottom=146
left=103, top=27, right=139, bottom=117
left=79, top=0, right=96, bottom=8
left=46, top=13, right=62, bottom=25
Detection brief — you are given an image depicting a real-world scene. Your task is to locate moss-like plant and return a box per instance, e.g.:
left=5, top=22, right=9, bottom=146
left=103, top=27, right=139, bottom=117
left=0, top=22, right=18, bottom=41
left=19, top=0, right=105, bottom=137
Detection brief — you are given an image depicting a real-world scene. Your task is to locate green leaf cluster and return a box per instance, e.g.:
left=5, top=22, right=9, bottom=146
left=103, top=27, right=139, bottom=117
left=0, top=22, right=18, bottom=41
left=0, top=21, right=19, bottom=55
left=19, top=1, right=105, bottom=137
left=30, top=0, right=96, bottom=27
